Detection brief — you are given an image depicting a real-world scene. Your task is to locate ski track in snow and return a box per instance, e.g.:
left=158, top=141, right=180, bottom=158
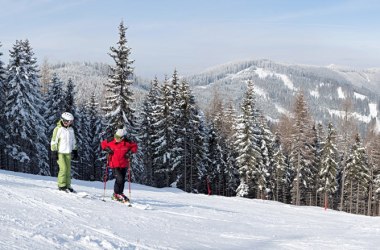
left=2, top=170, right=380, bottom=249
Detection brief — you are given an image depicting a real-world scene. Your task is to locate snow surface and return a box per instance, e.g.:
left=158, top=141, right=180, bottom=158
left=254, top=68, right=297, bottom=91
left=337, top=87, right=345, bottom=99
left=354, top=92, right=367, bottom=100
left=1, top=169, right=380, bottom=250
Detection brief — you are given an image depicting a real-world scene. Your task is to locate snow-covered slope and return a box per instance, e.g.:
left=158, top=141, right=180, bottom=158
left=328, top=64, right=380, bottom=94
left=185, top=59, right=380, bottom=134
left=1, top=169, right=380, bottom=250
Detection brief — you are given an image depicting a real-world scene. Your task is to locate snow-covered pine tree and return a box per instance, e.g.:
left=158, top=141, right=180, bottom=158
left=102, top=21, right=136, bottom=136
left=102, top=21, right=142, bottom=182
left=311, top=123, right=324, bottom=206
left=344, top=134, right=371, bottom=214
left=64, top=78, right=76, bottom=114
left=318, top=122, right=339, bottom=209
left=152, top=78, right=175, bottom=187
left=257, top=115, right=274, bottom=199
left=176, top=79, right=207, bottom=193
left=0, top=42, right=6, bottom=166
left=4, top=40, right=49, bottom=175
left=363, top=125, right=380, bottom=215
left=272, top=132, right=288, bottom=202
left=43, top=73, right=65, bottom=175
left=289, top=91, right=314, bottom=206
left=86, top=93, right=106, bottom=181
left=207, top=121, right=226, bottom=195
left=234, top=80, right=262, bottom=198
left=44, top=73, right=66, bottom=136
left=223, top=102, right=239, bottom=197
left=167, top=70, right=184, bottom=185
left=138, top=77, right=160, bottom=186
left=337, top=98, right=356, bottom=211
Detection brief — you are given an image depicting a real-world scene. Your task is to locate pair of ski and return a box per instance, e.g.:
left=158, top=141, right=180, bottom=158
left=109, top=197, right=132, bottom=207
left=102, top=196, right=150, bottom=210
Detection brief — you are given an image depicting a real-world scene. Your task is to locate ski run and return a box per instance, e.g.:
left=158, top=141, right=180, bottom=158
left=1, top=169, right=380, bottom=250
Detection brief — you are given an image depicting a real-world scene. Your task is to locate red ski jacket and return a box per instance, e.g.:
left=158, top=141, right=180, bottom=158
left=101, top=138, right=138, bottom=168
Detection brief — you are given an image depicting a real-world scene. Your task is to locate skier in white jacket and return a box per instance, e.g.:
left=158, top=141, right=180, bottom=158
left=51, top=112, right=78, bottom=192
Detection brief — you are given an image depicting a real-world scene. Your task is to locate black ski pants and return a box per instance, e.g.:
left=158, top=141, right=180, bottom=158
left=113, top=167, right=127, bottom=194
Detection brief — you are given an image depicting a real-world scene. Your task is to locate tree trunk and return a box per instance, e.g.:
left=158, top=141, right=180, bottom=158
left=356, top=183, right=360, bottom=214
left=296, top=151, right=300, bottom=206
left=349, top=181, right=353, bottom=213
left=339, top=167, right=346, bottom=211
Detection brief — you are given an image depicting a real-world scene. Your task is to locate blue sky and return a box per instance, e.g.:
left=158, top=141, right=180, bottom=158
left=1, top=0, right=380, bottom=78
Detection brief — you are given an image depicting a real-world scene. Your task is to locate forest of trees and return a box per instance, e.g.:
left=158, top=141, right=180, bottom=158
left=1, top=22, right=380, bottom=217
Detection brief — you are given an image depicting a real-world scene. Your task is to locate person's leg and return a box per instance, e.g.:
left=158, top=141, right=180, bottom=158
left=114, top=168, right=127, bottom=194
left=113, top=168, right=122, bottom=194
left=119, top=168, right=127, bottom=194
left=57, top=153, right=67, bottom=188
left=64, top=154, right=72, bottom=188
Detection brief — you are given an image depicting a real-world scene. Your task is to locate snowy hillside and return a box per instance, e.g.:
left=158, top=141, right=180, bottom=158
left=1, top=170, right=380, bottom=250
left=328, top=64, right=380, bottom=94
left=49, top=59, right=380, bottom=133
left=185, top=59, right=380, bottom=133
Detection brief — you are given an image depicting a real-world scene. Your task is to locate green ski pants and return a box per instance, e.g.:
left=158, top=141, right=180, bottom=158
left=57, top=153, right=72, bottom=188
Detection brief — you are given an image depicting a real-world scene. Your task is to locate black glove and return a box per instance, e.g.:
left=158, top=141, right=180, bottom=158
left=105, top=147, right=113, bottom=155
left=124, top=150, right=132, bottom=159
left=123, top=136, right=132, bottom=143
left=51, top=151, right=58, bottom=160
left=72, top=150, right=79, bottom=160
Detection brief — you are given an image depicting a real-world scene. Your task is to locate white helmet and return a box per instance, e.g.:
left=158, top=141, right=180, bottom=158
left=61, top=112, right=74, bottom=121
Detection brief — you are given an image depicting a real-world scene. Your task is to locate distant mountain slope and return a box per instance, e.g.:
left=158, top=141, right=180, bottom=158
left=49, top=60, right=380, bottom=133
left=185, top=59, right=380, bottom=133
left=49, top=62, right=149, bottom=108
left=327, top=64, right=380, bottom=94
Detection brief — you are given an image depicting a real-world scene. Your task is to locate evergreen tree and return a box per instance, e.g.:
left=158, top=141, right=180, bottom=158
left=289, top=91, right=314, bottom=205
left=44, top=73, right=65, bottom=136
left=234, top=80, right=262, bottom=198
left=366, top=130, right=380, bottom=216
left=311, top=123, right=324, bottom=206
left=223, top=102, right=240, bottom=197
left=207, top=122, right=226, bottom=195
left=138, top=77, right=160, bottom=185
left=4, top=40, right=49, bottom=175
left=344, top=134, right=371, bottom=214
left=64, top=78, right=75, bottom=114
left=272, top=132, right=287, bottom=202
left=318, top=122, right=339, bottom=209
left=0, top=42, right=7, bottom=166
left=176, top=80, right=206, bottom=193
left=86, top=94, right=106, bottom=181
left=337, top=98, right=356, bottom=211
left=257, top=115, right=274, bottom=199
left=152, top=79, right=175, bottom=187
left=102, top=21, right=136, bottom=135
left=168, top=70, right=183, bottom=183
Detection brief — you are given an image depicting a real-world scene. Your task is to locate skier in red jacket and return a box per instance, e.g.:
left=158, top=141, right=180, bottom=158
left=101, top=128, right=138, bottom=202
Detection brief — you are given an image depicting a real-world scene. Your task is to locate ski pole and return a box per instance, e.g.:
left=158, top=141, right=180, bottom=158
left=102, top=154, right=110, bottom=201
left=128, top=155, right=132, bottom=207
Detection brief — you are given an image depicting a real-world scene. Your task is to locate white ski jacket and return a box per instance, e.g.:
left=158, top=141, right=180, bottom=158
left=51, top=120, right=77, bottom=154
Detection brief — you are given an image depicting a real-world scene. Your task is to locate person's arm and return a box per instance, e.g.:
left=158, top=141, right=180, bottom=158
left=129, top=142, right=138, bottom=153
left=51, top=127, right=59, bottom=151
left=101, top=139, right=114, bottom=154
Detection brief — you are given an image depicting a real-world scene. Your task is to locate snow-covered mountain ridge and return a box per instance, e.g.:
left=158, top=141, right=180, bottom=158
left=51, top=59, right=380, bottom=133
left=1, top=169, right=380, bottom=250
left=185, top=59, right=380, bottom=133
